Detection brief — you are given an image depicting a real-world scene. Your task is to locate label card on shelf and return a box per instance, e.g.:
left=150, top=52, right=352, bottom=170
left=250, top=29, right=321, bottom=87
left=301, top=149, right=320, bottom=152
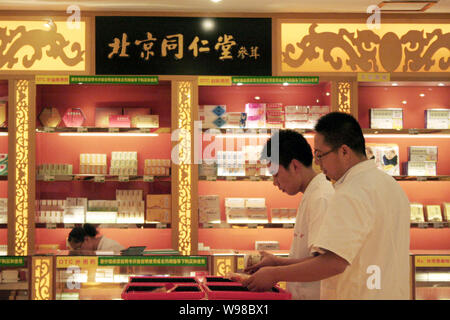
left=108, top=127, right=119, bottom=133
left=156, top=223, right=167, bottom=229
left=46, top=223, right=57, bottom=229
left=43, top=127, right=55, bottom=133
left=94, top=175, right=105, bottom=183
left=65, top=223, right=75, bottom=229
left=226, top=176, right=236, bottom=181
left=44, top=175, right=55, bottom=182
left=77, top=127, right=88, bottom=133
left=144, top=175, right=154, bottom=182
left=118, top=175, right=129, bottom=182
left=283, top=223, right=295, bottom=228
left=250, top=176, right=260, bottom=181
left=206, top=176, right=217, bottom=181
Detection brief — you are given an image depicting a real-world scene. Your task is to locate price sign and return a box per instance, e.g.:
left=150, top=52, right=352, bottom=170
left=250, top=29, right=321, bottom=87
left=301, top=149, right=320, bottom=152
left=119, top=175, right=129, bottom=182
left=94, top=176, right=105, bottom=183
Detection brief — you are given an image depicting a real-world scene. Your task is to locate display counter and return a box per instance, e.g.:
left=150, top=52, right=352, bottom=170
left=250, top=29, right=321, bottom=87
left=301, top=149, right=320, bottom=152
left=1, top=249, right=448, bottom=300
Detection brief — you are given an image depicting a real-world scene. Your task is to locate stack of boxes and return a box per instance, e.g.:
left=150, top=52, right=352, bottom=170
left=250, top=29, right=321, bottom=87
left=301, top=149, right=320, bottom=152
left=37, top=163, right=73, bottom=176
left=198, top=195, right=220, bottom=224
left=86, top=200, right=118, bottom=224
left=0, top=154, right=7, bottom=176
left=64, top=197, right=87, bottom=223
left=0, top=198, right=7, bottom=223
left=406, top=146, right=438, bottom=176
left=110, top=152, right=138, bottom=176
left=308, top=106, right=329, bottom=128
left=146, top=194, right=171, bottom=223
left=199, top=161, right=217, bottom=177
left=284, top=105, right=308, bottom=128
left=217, top=151, right=245, bottom=176
left=271, top=208, right=297, bottom=223
left=265, top=103, right=284, bottom=128
left=224, top=112, right=247, bottom=128
left=116, top=190, right=145, bottom=223
left=36, top=199, right=65, bottom=223
left=225, top=197, right=267, bottom=223
left=80, top=154, right=107, bottom=175
left=410, top=203, right=425, bottom=223
left=144, top=159, right=171, bottom=176
left=199, top=105, right=227, bottom=128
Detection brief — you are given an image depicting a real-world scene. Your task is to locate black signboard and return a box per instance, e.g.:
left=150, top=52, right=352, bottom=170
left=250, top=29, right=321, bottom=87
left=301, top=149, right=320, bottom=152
left=95, top=16, right=271, bottom=76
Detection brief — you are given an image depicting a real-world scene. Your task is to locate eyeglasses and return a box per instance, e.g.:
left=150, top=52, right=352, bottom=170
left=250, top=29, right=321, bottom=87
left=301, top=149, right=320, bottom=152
left=314, top=147, right=339, bottom=160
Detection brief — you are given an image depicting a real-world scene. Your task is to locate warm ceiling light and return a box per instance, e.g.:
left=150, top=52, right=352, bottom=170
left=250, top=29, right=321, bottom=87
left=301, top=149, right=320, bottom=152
left=419, top=93, right=425, bottom=97
left=283, top=82, right=289, bottom=86
left=326, top=92, right=330, bottom=96
left=211, top=0, right=222, bottom=3
left=59, top=133, right=158, bottom=137
left=402, top=100, right=407, bottom=104
left=254, top=96, right=261, bottom=100
left=438, top=83, right=445, bottom=86
left=392, top=83, right=398, bottom=86
left=202, top=18, right=215, bottom=31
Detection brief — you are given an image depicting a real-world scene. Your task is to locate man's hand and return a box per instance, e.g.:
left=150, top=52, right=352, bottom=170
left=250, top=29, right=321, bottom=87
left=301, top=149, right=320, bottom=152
left=244, top=251, right=279, bottom=274
left=242, top=266, right=278, bottom=292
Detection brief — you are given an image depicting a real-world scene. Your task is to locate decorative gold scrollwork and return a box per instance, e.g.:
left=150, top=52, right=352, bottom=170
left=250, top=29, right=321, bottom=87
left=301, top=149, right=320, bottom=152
left=282, top=23, right=450, bottom=73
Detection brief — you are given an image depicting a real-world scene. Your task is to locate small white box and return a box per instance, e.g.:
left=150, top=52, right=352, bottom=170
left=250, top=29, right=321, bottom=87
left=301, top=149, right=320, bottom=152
left=409, top=146, right=438, bottom=162
left=425, top=109, right=450, bottom=129
left=406, top=161, right=437, bottom=176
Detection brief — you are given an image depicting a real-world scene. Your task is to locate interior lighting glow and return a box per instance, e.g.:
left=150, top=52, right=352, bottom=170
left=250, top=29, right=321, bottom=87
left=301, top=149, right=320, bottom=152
left=58, top=133, right=158, bottom=137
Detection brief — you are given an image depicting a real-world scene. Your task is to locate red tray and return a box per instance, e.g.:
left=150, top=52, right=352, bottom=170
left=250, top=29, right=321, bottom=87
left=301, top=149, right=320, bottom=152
left=203, top=276, right=240, bottom=284
left=128, top=276, right=200, bottom=284
left=202, top=283, right=292, bottom=300
left=121, top=283, right=205, bottom=300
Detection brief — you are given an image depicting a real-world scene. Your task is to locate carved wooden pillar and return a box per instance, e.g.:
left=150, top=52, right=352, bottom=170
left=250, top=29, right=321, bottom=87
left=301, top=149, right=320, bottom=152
left=331, top=79, right=358, bottom=119
left=7, top=78, right=35, bottom=256
left=171, top=79, right=199, bottom=255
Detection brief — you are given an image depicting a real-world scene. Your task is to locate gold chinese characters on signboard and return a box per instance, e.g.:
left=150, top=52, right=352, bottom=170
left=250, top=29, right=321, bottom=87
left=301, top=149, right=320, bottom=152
left=108, top=33, right=260, bottom=61
left=281, top=23, right=449, bottom=73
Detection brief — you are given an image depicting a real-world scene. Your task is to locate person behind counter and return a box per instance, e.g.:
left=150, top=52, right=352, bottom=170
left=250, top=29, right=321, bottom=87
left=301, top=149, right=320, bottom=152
left=67, top=223, right=125, bottom=253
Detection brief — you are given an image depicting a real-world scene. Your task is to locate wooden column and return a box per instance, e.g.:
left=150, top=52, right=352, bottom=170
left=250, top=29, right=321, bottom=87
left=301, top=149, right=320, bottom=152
left=331, top=79, right=359, bottom=118
left=7, top=78, right=36, bottom=256
left=171, top=79, right=199, bottom=255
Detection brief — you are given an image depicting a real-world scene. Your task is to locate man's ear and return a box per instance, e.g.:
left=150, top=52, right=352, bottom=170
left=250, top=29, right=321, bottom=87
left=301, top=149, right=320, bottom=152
left=341, top=144, right=351, bottom=157
left=290, top=159, right=303, bottom=173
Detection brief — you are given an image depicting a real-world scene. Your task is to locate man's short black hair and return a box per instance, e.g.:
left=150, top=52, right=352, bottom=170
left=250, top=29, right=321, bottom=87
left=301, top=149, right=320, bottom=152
left=314, top=112, right=366, bottom=156
left=261, top=129, right=313, bottom=169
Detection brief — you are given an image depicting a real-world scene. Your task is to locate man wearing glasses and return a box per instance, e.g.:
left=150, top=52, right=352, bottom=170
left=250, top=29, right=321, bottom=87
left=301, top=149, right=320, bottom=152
left=244, top=112, right=410, bottom=300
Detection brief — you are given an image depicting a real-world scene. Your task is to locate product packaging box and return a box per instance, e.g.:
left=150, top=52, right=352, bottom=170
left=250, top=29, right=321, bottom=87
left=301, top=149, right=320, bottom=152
left=308, top=105, right=329, bottom=129
left=223, top=112, right=247, bottom=128
left=0, top=164, right=7, bottom=176
left=146, top=208, right=171, bottom=223
left=0, top=101, right=6, bottom=127
left=133, top=115, right=159, bottom=128
left=62, top=107, right=86, bottom=127
left=95, top=107, right=122, bottom=128
left=146, top=194, right=171, bottom=209
left=409, top=146, right=438, bottom=162
left=245, top=103, right=266, bottom=128
left=426, top=205, right=443, bottom=222
left=199, top=195, right=220, bottom=209
left=370, top=108, right=403, bottom=129
left=255, top=241, right=280, bottom=251
left=366, top=143, right=400, bottom=176
left=405, top=161, right=437, bottom=176
left=199, top=105, right=227, bottom=128
left=0, top=154, right=7, bottom=165
left=38, top=107, right=61, bottom=127
left=109, top=115, right=131, bottom=128
left=284, top=105, right=309, bottom=128
left=122, top=107, right=151, bottom=127
left=266, top=103, right=284, bottom=128
left=199, top=162, right=217, bottom=176
left=443, top=203, right=450, bottom=221
left=425, top=109, right=450, bottom=129
left=199, top=207, right=221, bottom=223
left=410, top=203, right=425, bottom=223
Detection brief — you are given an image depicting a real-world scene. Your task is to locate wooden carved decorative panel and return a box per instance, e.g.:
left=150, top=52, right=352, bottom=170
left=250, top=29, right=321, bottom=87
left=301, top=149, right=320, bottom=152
left=0, top=20, right=85, bottom=71
left=281, top=23, right=449, bottom=73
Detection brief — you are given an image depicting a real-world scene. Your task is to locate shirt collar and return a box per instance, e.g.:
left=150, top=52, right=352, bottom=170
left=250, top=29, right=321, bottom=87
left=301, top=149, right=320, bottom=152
left=303, top=173, right=326, bottom=198
left=334, top=159, right=376, bottom=187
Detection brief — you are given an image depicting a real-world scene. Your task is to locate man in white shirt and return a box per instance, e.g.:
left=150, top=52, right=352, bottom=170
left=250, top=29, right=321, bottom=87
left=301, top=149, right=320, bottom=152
left=244, top=129, right=334, bottom=299
left=243, top=112, right=410, bottom=300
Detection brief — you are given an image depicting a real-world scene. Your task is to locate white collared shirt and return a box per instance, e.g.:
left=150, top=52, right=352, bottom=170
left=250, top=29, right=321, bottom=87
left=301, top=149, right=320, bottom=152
left=287, top=173, right=334, bottom=300
left=312, top=160, right=410, bottom=299
left=97, top=236, right=125, bottom=253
